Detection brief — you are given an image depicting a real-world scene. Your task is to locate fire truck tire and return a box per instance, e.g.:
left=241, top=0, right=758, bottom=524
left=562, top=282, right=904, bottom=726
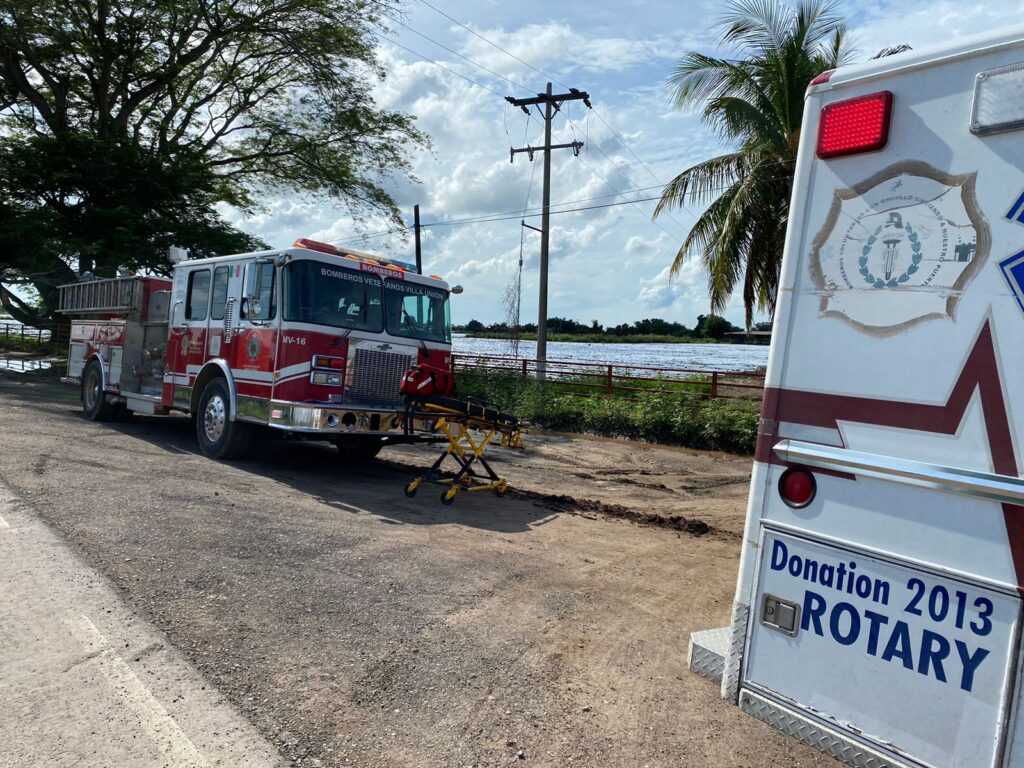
left=333, top=437, right=383, bottom=462
left=82, top=360, right=117, bottom=421
left=196, top=378, right=252, bottom=460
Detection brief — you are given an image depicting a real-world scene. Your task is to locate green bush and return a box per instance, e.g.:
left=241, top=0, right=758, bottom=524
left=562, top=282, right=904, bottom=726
left=0, top=333, right=64, bottom=355
left=455, top=368, right=760, bottom=455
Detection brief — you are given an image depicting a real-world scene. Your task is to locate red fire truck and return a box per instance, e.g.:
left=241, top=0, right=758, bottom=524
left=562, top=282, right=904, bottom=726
left=58, top=239, right=460, bottom=460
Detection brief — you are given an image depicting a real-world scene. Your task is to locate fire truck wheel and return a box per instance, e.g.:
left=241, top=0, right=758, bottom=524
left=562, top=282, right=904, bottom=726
left=196, top=378, right=252, bottom=460
left=82, top=359, right=116, bottom=421
left=333, top=437, right=383, bottom=462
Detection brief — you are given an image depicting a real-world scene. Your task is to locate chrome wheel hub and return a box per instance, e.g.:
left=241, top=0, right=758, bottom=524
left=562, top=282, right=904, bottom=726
left=203, top=395, right=227, bottom=442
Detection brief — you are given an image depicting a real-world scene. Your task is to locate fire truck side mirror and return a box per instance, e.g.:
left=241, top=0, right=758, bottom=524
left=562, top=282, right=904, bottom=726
left=243, top=262, right=262, bottom=301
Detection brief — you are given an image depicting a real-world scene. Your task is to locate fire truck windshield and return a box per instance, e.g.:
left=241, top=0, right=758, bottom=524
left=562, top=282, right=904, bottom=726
left=283, top=259, right=451, bottom=343
left=383, top=281, right=451, bottom=344
left=283, top=260, right=384, bottom=332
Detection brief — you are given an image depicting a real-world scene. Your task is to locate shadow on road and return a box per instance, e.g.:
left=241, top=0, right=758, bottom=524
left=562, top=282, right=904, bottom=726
left=86, top=406, right=559, bottom=534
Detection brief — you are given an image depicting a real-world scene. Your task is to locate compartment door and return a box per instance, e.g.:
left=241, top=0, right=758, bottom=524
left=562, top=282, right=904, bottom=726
left=743, top=530, right=1020, bottom=768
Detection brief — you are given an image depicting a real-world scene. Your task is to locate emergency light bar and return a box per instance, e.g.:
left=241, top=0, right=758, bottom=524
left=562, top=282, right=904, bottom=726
left=293, top=237, right=419, bottom=274
left=816, top=91, right=893, bottom=159
left=971, top=61, right=1024, bottom=135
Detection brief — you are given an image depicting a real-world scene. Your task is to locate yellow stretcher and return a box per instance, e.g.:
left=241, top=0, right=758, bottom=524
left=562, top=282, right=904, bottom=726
left=402, top=397, right=525, bottom=505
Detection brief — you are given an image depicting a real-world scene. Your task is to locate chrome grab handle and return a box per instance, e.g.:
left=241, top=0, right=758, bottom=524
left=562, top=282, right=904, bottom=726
left=774, top=439, right=1024, bottom=506
left=171, top=299, right=184, bottom=329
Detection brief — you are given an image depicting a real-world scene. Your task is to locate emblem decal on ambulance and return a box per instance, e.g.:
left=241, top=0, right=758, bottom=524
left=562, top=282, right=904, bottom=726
left=810, top=162, right=990, bottom=334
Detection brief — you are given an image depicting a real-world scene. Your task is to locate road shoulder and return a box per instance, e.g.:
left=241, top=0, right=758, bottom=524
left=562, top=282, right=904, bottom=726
left=0, top=480, right=284, bottom=768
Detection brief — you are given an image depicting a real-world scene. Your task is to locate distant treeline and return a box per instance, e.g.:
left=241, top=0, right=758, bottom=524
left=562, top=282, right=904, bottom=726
left=455, top=315, right=772, bottom=341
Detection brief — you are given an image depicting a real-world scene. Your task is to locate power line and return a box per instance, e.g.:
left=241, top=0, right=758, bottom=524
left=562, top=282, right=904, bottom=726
left=328, top=184, right=664, bottom=246
left=328, top=171, right=786, bottom=246
left=567, top=109, right=692, bottom=236
left=427, top=194, right=667, bottom=226
left=573, top=151, right=686, bottom=243
left=328, top=194, right=668, bottom=247
left=407, top=2, right=696, bottom=232
left=379, top=35, right=505, bottom=97
left=591, top=108, right=675, bottom=193
left=384, top=16, right=532, bottom=94
left=414, top=0, right=571, bottom=89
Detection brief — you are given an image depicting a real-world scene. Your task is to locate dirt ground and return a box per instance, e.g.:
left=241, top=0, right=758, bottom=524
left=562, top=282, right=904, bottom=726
left=0, top=371, right=832, bottom=768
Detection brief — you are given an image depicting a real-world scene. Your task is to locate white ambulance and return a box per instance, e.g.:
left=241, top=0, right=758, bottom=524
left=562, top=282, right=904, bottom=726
left=688, top=27, right=1024, bottom=768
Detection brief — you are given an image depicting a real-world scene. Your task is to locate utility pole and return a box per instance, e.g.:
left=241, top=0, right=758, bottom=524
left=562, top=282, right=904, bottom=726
left=413, top=204, right=423, bottom=275
left=508, top=83, right=590, bottom=377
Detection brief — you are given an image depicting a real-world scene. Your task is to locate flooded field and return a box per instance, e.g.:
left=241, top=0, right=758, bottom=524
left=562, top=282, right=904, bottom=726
left=452, top=334, right=769, bottom=372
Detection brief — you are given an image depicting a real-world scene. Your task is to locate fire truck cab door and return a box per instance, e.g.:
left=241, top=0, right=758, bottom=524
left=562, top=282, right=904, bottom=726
left=233, top=260, right=278, bottom=400
left=167, top=266, right=214, bottom=407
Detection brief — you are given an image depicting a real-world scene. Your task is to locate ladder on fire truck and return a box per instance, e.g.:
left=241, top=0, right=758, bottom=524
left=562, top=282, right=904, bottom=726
left=58, top=277, right=142, bottom=315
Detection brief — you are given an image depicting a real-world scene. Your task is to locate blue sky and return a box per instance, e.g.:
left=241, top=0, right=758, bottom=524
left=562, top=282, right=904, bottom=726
left=222, top=0, right=1024, bottom=329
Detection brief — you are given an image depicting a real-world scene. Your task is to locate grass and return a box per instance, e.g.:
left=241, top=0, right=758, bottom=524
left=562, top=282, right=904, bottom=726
left=456, top=367, right=761, bottom=455
left=0, top=333, right=64, bottom=355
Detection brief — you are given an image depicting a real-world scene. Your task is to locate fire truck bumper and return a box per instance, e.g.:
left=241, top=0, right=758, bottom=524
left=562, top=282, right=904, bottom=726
left=259, top=400, right=437, bottom=437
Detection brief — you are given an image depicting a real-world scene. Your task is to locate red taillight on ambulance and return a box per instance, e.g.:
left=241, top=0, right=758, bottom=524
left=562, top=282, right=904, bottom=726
left=778, top=467, right=816, bottom=508
left=816, top=91, right=893, bottom=159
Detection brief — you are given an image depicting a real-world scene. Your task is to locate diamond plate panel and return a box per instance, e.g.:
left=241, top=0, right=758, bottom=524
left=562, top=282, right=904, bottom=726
left=739, top=690, right=909, bottom=768
left=720, top=600, right=749, bottom=703
left=688, top=626, right=730, bottom=683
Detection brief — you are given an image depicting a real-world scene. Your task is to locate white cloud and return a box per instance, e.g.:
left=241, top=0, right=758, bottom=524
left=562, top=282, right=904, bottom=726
left=223, top=0, right=1019, bottom=330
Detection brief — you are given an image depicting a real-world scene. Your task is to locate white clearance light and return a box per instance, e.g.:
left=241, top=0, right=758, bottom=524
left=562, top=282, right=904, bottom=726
left=971, top=61, right=1024, bottom=135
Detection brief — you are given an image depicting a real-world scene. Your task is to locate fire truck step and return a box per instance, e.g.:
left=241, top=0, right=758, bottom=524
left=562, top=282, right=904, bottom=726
left=688, top=626, right=731, bottom=684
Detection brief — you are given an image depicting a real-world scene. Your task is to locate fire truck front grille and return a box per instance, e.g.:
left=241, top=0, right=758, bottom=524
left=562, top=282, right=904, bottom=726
left=349, top=348, right=414, bottom=403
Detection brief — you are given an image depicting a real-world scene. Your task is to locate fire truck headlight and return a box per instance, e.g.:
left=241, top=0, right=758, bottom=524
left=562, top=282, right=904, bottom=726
left=311, top=372, right=342, bottom=386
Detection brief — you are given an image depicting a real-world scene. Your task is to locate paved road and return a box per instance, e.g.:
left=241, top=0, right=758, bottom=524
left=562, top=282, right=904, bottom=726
left=0, top=373, right=832, bottom=768
left=0, top=480, right=283, bottom=768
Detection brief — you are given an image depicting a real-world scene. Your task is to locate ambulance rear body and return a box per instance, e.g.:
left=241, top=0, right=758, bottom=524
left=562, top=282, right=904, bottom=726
left=690, top=27, right=1024, bottom=768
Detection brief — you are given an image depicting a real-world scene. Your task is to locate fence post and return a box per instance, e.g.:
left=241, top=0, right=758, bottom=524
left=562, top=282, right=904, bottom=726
left=521, top=358, right=528, bottom=378
left=21, top=325, right=25, bottom=341
left=711, top=371, right=719, bottom=400
left=606, top=365, right=613, bottom=394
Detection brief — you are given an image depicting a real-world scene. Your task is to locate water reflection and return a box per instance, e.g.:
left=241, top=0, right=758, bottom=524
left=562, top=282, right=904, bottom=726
left=0, top=358, right=64, bottom=376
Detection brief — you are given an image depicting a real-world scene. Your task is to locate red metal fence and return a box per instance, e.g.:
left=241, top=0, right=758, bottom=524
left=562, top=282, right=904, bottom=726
left=452, top=353, right=765, bottom=401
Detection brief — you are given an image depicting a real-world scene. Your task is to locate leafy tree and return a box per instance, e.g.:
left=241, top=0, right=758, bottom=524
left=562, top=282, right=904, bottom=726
left=464, top=319, right=485, bottom=332
left=695, top=313, right=738, bottom=339
left=0, top=0, right=425, bottom=325
left=654, top=0, right=852, bottom=327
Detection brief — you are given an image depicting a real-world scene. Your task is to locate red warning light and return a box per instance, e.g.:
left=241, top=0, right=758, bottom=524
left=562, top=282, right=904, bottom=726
left=293, top=238, right=339, bottom=255
left=778, top=467, right=816, bottom=508
left=816, top=91, right=893, bottom=159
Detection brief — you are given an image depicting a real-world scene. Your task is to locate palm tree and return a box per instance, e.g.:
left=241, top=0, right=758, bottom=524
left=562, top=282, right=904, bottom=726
left=654, top=0, right=854, bottom=327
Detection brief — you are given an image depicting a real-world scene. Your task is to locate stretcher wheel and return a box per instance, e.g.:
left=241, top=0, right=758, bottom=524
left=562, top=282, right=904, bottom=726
left=494, top=480, right=508, bottom=497
left=441, top=487, right=458, bottom=505
left=404, top=480, right=420, bottom=497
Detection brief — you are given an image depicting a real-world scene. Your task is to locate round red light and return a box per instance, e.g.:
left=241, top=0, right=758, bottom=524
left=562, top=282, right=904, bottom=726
left=778, top=467, right=816, bottom=508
